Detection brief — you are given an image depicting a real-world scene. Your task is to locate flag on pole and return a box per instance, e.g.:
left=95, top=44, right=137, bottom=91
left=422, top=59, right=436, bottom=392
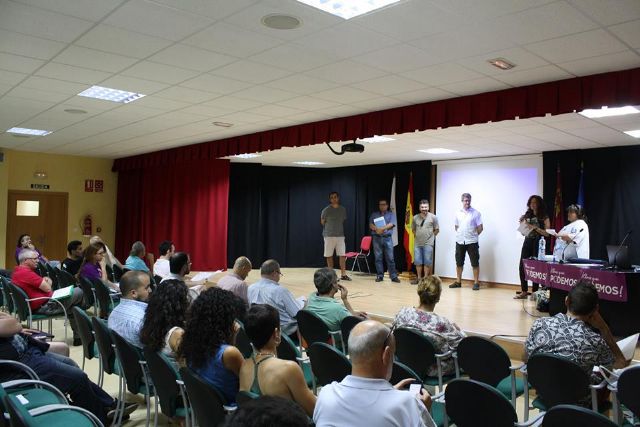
left=390, top=174, right=398, bottom=247
left=403, top=173, right=414, bottom=271
left=552, top=163, right=564, bottom=251
left=577, top=161, right=585, bottom=208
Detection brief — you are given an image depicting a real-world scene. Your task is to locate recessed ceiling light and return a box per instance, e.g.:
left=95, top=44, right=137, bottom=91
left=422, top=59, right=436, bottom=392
left=78, top=85, right=145, bottom=104
left=64, top=108, right=87, bottom=114
left=579, top=106, right=639, bottom=118
left=261, top=14, right=302, bottom=30
left=293, top=161, right=325, bottom=165
left=358, top=135, right=395, bottom=143
left=488, top=58, right=516, bottom=70
left=6, top=127, right=52, bottom=136
left=233, top=153, right=262, bottom=159
left=213, top=121, right=234, bottom=128
left=295, top=0, right=401, bottom=19
left=418, top=148, right=458, bottom=154
left=624, top=129, right=640, bottom=138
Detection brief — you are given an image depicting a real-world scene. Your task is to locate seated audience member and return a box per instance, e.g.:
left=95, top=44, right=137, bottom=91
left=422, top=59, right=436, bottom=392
left=140, top=279, right=189, bottom=364
left=525, top=280, right=628, bottom=381
left=313, top=320, right=435, bottom=427
left=226, top=396, right=310, bottom=427
left=239, top=305, right=316, bottom=416
left=306, top=267, right=367, bottom=335
left=217, top=256, right=252, bottom=303
left=162, top=252, right=212, bottom=299
left=12, top=249, right=85, bottom=346
left=0, top=312, right=137, bottom=424
left=125, top=241, right=151, bottom=272
left=108, top=271, right=151, bottom=348
left=153, top=240, right=174, bottom=279
left=15, top=234, right=48, bottom=264
left=248, top=260, right=303, bottom=338
left=179, top=288, right=245, bottom=405
left=62, top=240, right=83, bottom=276
left=78, top=242, right=119, bottom=291
left=394, top=275, right=464, bottom=376
left=89, top=235, right=122, bottom=269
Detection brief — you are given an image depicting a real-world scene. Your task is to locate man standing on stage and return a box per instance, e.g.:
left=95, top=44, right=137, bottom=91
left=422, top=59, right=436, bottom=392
left=450, top=193, right=483, bottom=291
left=412, top=199, right=439, bottom=284
left=321, top=192, right=351, bottom=281
left=370, top=198, right=400, bottom=283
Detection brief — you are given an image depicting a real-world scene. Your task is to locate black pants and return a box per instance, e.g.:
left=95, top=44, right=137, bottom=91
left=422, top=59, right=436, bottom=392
left=519, top=238, right=539, bottom=293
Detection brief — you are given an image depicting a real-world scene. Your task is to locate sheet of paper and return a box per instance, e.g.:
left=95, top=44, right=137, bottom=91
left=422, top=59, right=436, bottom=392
left=373, top=216, right=386, bottom=228
left=545, top=229, right=558, bottom=236
left=409, top=384, right=422, bottom=395
left=51, top=286, right=73, bottom=300
left=617, top=333, right=639, bottom=360
left=518, top=222, right=532, bottom=236
left=190, top=270, right=222, bottom=282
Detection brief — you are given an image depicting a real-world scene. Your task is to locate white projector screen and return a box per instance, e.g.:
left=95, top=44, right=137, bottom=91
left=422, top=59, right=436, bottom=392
left=434, top=155, right=543, bottom=285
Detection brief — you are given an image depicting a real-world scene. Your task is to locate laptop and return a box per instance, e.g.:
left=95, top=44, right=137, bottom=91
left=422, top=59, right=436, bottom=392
left=606, top=245, right=631, bottom=270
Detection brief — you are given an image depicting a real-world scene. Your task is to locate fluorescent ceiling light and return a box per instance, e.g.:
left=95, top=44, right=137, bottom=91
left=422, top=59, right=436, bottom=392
left=233, top=153, right=262, bottom=159
left=6, top=127, right=52, bottom=136
left=293, top=161, right=325, bottom=165
left=358, top=135, right=395, bottom=143
left=295, top=0, right=401, bottom=19
left=579, top=106, right=639, bottom=118
left=624, top=129, right=640, bottom=138
left=488, top=58, right=516, bottom=70
left=78, top=85, right=145, bottom=104
left=418, top=148, right=458, bottom=154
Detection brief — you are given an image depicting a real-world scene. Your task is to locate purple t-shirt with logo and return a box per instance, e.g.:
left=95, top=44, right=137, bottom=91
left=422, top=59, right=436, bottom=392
left=80, top=262, right=102, bottom=281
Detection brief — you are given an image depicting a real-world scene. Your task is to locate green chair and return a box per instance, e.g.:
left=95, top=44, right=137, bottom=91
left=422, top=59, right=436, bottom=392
left=55, top=270, right=77, bottom=289
left=3, top=394, right=103, bottom=427
left=7, top=282, right=68, bottom=343
left=88, top=278, right=119, bottom=317
left=143, top=348, right=190, bottom=427
left=90, top=317, right=120, bottom=389
left=0, top=277, right=15, bottom=316
left=277, top=333, right=314, bottom=389
left=179, top=367, right=231, bottom=427
left=0, top=361, right=67, bottom=415
left=71, top=307, right=100, bottom=379
left=307, top=342, right=351, bottom=393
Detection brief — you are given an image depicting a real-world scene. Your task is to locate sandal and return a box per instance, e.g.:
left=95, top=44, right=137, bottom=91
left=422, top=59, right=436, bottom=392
left=513, top=292, right=528, bottom=299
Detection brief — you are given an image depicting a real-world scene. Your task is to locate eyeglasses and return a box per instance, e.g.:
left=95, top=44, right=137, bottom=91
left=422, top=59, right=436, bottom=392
left=96, top=251, right=105, bottom=255
left=277, top=271, right=284, bottom=277
left=383, top=321, right=397, bottom=348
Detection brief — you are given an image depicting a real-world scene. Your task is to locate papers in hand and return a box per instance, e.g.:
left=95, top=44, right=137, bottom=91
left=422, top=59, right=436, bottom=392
left=190, top=270, right=222, bottom=282
left=545, top=229, right=558, bottom=236
left=373, top=216, right=386, bottom=228
left=51, top=285, right=74, bottom=300
left=617, top=333, right=639, bottom=361
left=518, top=222, right=533, bottom=236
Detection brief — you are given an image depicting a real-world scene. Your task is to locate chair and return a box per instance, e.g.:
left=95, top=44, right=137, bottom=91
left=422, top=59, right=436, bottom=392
left=541, top=404, right=617, bottom=427
left=454, top=336, right=526, bottom=410
left=296, top=310, right=343, bottom=353
left=89, top=278, right=119, bottom=317
left=90, top=318, right=119, bottom=389
left=345, top=236, right=372, bottom=273
left=43, top=264, right=59, bottom=291
left=112, top=265, right=124, bottom=282
left=340, top=315, right=362, bottom=354
left=236, top=391, right=258, bottom=407
left=179, top=367, right=229, bottom=427
left=525, top=353, right=607, bottom=414
left=390, top=360, right=421, bottom=386
left=77, top=277, right=97, bottom=314
left=7, top=282, right=68, bottom=342
left=234, top=325, right=253, bottom=359
left=0, top=277, right=15, bottom=316
left=153, top=275, right=163, bottom=287
left=0, top=360, right=68, bottom=413
left=110, top=330, right=155, bottom=427
left=610, top=365, right=640, bottom=425
left=105, top=265, right=115, bottom=283
left=143, top=349, right=190, bottom=427
left=56, top=269, right=77, bottom=289
left=393, top=327, right=455, bottom=392
left=71, top=307, right=100, bottom=375
left=306, top=342, right=351, bottom=393
left=276, top=333, right=314, bottom=388
left=445, top=379, right=543, bottom=427
left=35, top=262, right=47, bottom=278
left=3, top=394, right=103, bottom=427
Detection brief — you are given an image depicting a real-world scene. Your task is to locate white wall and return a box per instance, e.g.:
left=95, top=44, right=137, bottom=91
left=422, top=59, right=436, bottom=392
left=433, top=155, right=543, bottom=285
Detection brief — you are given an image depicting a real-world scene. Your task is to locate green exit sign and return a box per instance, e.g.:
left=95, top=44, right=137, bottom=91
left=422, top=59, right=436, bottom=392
left=30, top=184, right=50, bottom=190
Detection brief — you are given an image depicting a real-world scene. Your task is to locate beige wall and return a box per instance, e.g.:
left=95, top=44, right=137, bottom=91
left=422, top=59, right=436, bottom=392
left=0, top=149, right=118, bottom=268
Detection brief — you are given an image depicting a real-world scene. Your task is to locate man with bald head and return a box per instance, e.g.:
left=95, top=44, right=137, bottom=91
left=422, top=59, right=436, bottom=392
left=217, top=256, right=252, bottom=303
left=313, top=320, right=435, bottom=427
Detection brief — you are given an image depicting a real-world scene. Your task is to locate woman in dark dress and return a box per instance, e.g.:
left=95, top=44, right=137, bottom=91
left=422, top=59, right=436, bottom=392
left=515, top=195, right=550, bottom=299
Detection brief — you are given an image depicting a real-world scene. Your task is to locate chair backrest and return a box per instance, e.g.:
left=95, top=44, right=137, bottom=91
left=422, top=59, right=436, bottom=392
left=89, top=278, right=114, bottom=315
left=456, top=336, right=511, bottom=386
left=0, top=277, right=15, bottom=315
left=617, top=365, right=640, bottom=417
left=445, top=378, right=517, bottom=427
left=390, top=361, right=422, bottom=387
left=276, top=332, right=300, bottom=362
left=110, top=330, right=145, bottom=394
left=4, top=394, right=34, bottom=427
left=360, top=236, right=373, bottom=252
left=296, top=310, right=331, bottom=348
left=235, top=325, right=253, bottom=359
left=44, top=264, right=59, bottom=290
left=236, top=390, right=259, bottom=406
left=527, top=353, right=590, bottom=408
left=72, top=306, right=96, bottom=360
left=340, top=316, right=363, bottom=354
left=307, top=342, right=352, bottom=387
left=153, top=275, right=163, bottom=286
left=179, top=366, right=227, bottom=427
left=78, top=277, right=96, bottom=307
left=393, top=327, right=437, bottom=379
left=541, top=404, right=617, bottom=427
left=112, top=264, right=124, bottom=282
left=36, top=262, right=47, bottom=278
left=143, top=348, right=181, bottom=418
left=105, top=264, right=115, bottom=282
left=91, top=317, right=117, bottom=375
left=7, top=283, right=31, bottom=321
left=56, top=269, right=77, bottom=288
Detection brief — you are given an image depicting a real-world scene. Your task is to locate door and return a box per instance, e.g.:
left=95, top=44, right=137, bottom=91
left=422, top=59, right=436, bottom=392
left=6, top=190, right=68, bottom=267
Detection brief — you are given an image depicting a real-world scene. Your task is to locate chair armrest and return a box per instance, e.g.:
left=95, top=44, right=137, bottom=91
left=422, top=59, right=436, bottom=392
left=0, top=360, right=39, bottom=380
left=510, top=363, right=525, bottom=372
left=27, top=297, right=68, bottom=319
left=431, top=391, right=445, bottom=403
left=589, top=379, right=608, bottom=390
left=515, top=412, right=545, bottom=427
left=223, top=405, right=237, bottom=412
left=296, top=356, right=310, bottom=364
left=435, top=350, right=453, bottom=360
left=2, top=379, right=67, bottom=403
left=28, top=404, right=103, bottom=426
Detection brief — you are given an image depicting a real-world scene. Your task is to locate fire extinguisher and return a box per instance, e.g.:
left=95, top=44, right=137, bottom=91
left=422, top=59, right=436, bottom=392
left=82, top=214, right=92, bottom=237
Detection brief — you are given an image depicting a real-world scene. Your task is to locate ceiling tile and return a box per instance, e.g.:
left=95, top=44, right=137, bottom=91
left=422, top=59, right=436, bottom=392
left=121, top=61, right=200, bottom=85
left=177, top=104, right=234, bottom=118
left=392, top=87, right=455, bottom=103
left=294, top=23, right=397, bottom=59
left=20, top=76, right=88, bottom=95
left=609, top=20, right=640, bottom=49
left=20, top=109, right=94, bottom=132
left=0, top=69, right=27, bottom=85
left=492, top=65, right=573, bottom=86
left=430, top=0, right=556, bottom=20
left=104, top=0, right=213, bottom=41
left=5, top=86, right=71, bottom=104
left=154, top=86, right=220, bottom=104
left=569, top=0, right=640, bottom=26
left=213, top=111, right=273, bottom=125
left=36, top=62, right=112, bottom=85
left=0, top=29, right=66, bottom=60
left=180, top=73, right=252, bottom=95
left=148, top=44, right=237, bottom=72
left=100, top=75, right=169, bottom=95
left=210, top=60, right=292, bottom=84
left=232, top=85, right=298, bottom=103
left=314, top=104, right=362, bottom=117
left=348, top=96, right=409, bottom=112
left=245, top=104, right=304, bottom=118
left=264, top=74, right=339, bottom=95
left=183, top=21, right=282, bottom=58
left=525, top=29, right=629, bottom=63
left=351, top=75, right=426, bottom=97
left=438, top=77, right=510, bottom=96
left=558, top=50, right=640, bottom=76
left=74, top=24, right=174, bottom=59
left=354, top=44, right=443, bottom=73
left=53, top=45, right=139, bottom=73
left=401, top=63, right=485, bottom=86
left=275, top=95, right=341, bottom=112
left=313, top=86, right=379, bottom=104
left=0, top=52, right=44, bottom=74
left=249, top=43, right=339, bottom=72
left=11, top=0, right=124, bottom=22
left=0, top=96, right=57, bottom=125
left=132, top=96, right=191, bottom=112
left=304, top=60, right=388, bottom=85
left=202, top=96, right=263, bottom=112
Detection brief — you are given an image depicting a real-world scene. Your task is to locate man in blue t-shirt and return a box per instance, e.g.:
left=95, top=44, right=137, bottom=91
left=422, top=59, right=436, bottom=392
left=369, top=198, right=400, bottom=283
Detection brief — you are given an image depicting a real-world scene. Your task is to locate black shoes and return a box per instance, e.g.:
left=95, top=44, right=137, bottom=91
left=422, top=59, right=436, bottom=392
left=341, top=275, right=352, bottom=281
left=449, top=282, right=462, bottom=288
left=472, top=283, right=480, bottom=291
left=375, top=277, right=383, bottom=282
left=391, top=277, right=401, bottom=283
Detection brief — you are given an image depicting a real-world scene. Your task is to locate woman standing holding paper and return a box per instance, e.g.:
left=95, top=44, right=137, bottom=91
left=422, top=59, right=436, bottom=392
left=515, top=195, right=550, bottom=299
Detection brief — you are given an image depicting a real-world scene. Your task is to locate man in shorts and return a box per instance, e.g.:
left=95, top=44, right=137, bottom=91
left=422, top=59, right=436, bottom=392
left=412, top=199, right=439, bottom=284
left=321, top=192, right=350, bottom=281
left=450, top=193, right=483, bottom=291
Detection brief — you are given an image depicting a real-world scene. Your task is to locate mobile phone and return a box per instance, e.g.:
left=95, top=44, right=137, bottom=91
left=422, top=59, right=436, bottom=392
left=409, top=382, right=423, bottom=394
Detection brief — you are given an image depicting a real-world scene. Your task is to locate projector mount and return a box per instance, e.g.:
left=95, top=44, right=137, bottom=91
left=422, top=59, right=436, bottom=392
left=325, top=139, right=365, bottom=155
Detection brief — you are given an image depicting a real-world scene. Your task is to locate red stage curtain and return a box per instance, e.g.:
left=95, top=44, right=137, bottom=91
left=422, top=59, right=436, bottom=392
left=115, top=159, right=229, bottom=271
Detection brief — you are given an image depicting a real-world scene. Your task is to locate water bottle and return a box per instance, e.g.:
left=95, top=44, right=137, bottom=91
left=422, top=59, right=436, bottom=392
left=538, top=236, right=546, bottom=260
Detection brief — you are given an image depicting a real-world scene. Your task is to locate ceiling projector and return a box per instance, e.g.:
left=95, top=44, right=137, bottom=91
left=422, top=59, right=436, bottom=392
left=325, top=140, right=365, bottom=155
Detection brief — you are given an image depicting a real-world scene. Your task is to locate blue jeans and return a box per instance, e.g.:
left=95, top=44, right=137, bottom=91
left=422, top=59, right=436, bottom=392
left=372, top=235, right=397, bottom=279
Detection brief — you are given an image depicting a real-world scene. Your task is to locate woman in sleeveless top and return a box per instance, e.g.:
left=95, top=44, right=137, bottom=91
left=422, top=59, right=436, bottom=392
left=179, top=288, right=246, bottom=405
left=140, top=280, right=189, bottom=365
left=515, top=195, right=550, bottom=299
left=239, top=304, right=316, bottom=416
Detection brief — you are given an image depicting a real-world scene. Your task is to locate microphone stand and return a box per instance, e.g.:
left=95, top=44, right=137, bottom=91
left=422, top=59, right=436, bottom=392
left=611, top=230, right=633, bottom=270
left=559, top=228, right=583, bottom=264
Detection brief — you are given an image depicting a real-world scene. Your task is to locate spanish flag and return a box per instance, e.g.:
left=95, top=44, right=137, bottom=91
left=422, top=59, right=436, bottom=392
left=404, top=173, right=414, bottom=271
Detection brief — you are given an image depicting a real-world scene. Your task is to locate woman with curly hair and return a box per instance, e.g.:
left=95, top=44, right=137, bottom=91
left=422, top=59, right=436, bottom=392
left=515, top=195, right=550, bottom=299
left=178, top=287, right=246, bottom=405
left=139, top=280, right=189, bottom=363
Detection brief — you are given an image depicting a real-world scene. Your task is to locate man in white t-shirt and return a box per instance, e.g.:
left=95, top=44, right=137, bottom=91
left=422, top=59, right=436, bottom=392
left=450, top=193, right=483, bottom=291
left=153, top=240, right=174, bottom=279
